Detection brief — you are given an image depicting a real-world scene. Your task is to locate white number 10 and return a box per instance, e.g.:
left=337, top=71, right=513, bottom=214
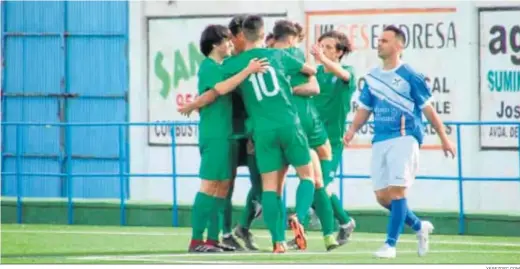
left=248, top=66, right=281, bottom=101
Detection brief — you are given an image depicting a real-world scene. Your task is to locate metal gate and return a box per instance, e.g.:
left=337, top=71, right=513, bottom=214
left=1, top=1, right=129, bottom=199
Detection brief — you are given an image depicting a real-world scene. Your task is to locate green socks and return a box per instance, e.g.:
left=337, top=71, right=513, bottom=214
left=240, top=189, right=257, bottom=229
left=320, top=159, right=333, bottom=186
left=191, top=192, right=217, bottom=240
left=207, top=197, right=226, bottom=241
left=313, top=188, right=335, bottom=236
left=222, top=184, right=234, bottom=235
left=262, top=191, right=282, bottom=243
left=331, top=194, right=350, bottom=225
left=295, top=179, right=315, bottom=222
left=277, top=195, right=286, bottom=242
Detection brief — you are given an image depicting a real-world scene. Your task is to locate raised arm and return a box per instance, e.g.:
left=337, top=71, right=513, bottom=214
left=311, top=44, right=350, bottom=82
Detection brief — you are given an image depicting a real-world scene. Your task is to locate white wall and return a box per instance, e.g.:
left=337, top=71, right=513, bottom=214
left=129, top=0, right=520, bottom=214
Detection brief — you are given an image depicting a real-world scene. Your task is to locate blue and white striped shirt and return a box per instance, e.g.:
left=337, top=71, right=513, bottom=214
left=358, top=63, right=433, bottom=145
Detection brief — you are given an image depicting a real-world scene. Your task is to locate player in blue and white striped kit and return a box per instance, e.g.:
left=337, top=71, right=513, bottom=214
left=344, top=26, right=456, bottom=259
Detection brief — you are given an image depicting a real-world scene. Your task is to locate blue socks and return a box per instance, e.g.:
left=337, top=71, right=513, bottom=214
left=385, top=198, right=408, bottom=247
left=383, top=201, right=422, bottom=233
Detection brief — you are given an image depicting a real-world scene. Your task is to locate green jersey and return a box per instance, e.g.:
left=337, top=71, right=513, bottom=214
left=313, top=64, right=356, bottom=145
left=223, top=48, right=304, bottom=132
left=197, top=57, right=232, bottom=140
left=283, top=47, right=316, bottom=120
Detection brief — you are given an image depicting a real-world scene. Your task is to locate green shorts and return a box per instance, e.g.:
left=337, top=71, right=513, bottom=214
left=253, top=124, right=311, bottom=174
left=325, top=143, right=344, bottom=186
left=301, top=113, right=329, bottom=149
left=199, top=139, right=237, bottom=180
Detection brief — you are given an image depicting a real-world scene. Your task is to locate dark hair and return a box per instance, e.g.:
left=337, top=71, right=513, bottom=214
left=242, top=15, right=264, bottom=42
left=200, top=24, right=231, bottom=56
left=383, top=25, right=406, bottom=44
left=318, top=30, right=352, bottom=60
left=272, top=19, right=298, bottom=41
left=294, top=22, right=305, bottom=40
left=265, top=32, right=274, bottom=41
left=228, top=15, right=246, bottom=37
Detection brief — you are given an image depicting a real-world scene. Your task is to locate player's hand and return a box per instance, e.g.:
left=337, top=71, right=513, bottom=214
left=343, top=129, right=355, bottom=147
left=177, top=103, right=195, bottom=117
left=441, top=138, right=456, bottom=159
left=247, top=58, right=269, bottom=74
left=310, top=44, right=325, bottom=61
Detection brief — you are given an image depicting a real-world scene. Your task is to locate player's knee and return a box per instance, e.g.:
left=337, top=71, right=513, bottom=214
left=387, top=186, right=407, bottom=200
left=200, top=180, right=219, bottom=196
left=261, top=172, right=278, bottom=191
left=316, top=141, right=332, bottom=160
left=215, top=180, right=231, bottom=198
left=295, top=163, right=314, bottom=180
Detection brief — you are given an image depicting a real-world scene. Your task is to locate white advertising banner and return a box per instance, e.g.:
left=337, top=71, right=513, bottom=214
left=305, top=8, right=461, bottom=149
left=478, top=8, right=520, bottom=149
left=148, top=14, right=286, bottom=146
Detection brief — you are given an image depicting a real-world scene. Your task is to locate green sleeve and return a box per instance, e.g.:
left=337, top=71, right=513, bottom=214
left=341, top=65, right=356, bottom=94
left=197, top=64, right=223, bottom=94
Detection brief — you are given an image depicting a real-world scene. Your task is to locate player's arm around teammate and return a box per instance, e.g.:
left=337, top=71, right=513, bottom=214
left=220, top=15, right=319, bottom=253
left=187, top=24, right=266, bottom=253
left=343, top=26, right=456, bottom=258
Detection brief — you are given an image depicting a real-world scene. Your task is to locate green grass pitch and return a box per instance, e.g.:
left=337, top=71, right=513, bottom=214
left=2, top=224, right=520, bottom=264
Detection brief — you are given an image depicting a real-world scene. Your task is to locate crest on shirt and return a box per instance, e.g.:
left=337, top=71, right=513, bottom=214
left=392, top=77, right=402, bottom=87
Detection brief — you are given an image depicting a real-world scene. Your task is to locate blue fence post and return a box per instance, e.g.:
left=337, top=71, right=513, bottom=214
left=65, top=122, right=73, bottom=225
left=15, top=125, right=22, bottom=224
left=456, top=124, right=465, bottom=235
left=339, top=149, right=344, bottom=208
left=170, top=125, right=179, bottom=227
left=118, top=125, right=127, bottom=226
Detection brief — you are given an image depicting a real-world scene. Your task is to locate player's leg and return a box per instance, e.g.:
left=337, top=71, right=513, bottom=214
left=219, top=139, right=245, bottom=251
left=254, top=130, right=287, bottom=253
left=328, top=142, right=356, bottom=244
left=235, top=141, right=262, bottom=251
left=276, top=165, right=288, bottom=246
left=280, top=125, right=315, bottom=251
left=375, top=136, right=432, bottom=258
left=189, top=140, right=234, bottom=253
left=308, top=149, right=340, bottom=251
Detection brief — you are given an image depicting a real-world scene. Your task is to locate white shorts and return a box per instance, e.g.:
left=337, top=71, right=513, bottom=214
left=370, top=136, right=419, bottom=191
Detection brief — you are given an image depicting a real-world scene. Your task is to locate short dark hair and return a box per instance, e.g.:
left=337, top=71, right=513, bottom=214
left=383, top=25, right=406, bottom=44
left=265, top=32, right=274, bottom=41
left=228, top=15, right=246, bottom=37
left=318, top=30, right=352, bottom=60
left=272, top=19, right=298, bottom=41
left=199, top=24, right=230, bottom=56
left=294, top=22, right=305, bottom=40
left=242, top=15, right=264, bottom=42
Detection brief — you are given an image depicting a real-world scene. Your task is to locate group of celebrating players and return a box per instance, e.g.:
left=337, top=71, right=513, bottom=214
left=178, top=13, right=455, bottom=259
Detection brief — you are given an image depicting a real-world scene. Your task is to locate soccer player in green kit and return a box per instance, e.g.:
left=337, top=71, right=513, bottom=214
left=180, top=16, right=265, bottom=252
left=270, top=19, right=340, bottom=251
left=217, top=15, right=319, bottom=253
left=310, top=30, right=357, bottom=245
left=183, top=24, right=268, bottom=253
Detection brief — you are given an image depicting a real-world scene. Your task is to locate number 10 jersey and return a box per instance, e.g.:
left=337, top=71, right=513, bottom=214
left=222, top=47, right=305, bottom=132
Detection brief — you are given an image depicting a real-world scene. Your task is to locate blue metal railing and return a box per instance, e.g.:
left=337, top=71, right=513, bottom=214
left=1, top=121, right=519, bottom=234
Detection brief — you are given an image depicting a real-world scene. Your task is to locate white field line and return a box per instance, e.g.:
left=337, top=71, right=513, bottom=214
left=3, top=229, right=520, bottom=247
left=69, top=250, right=520, bottom=263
